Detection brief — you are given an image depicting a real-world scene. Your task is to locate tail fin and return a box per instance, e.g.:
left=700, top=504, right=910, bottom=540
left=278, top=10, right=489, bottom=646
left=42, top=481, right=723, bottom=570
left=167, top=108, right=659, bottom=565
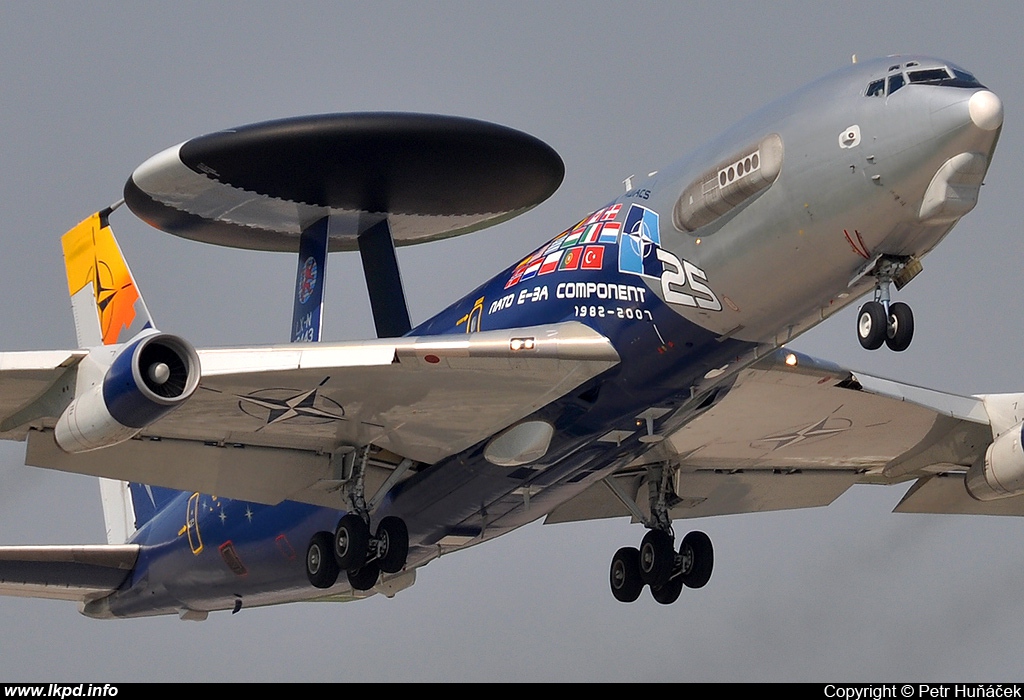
left=97, top=479, right=184, bottom=543
left=61, top=209, right=155, bottom=348
left=97, top=479, right=135, bottom=544
left=65, top=212, right=176, bottom=542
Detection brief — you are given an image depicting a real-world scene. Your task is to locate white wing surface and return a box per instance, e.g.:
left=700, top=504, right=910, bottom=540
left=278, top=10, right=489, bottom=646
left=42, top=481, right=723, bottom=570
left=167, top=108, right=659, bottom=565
left=546, top=350, right=1011, bottom=525
left=1, top=322, right=618, bottom=507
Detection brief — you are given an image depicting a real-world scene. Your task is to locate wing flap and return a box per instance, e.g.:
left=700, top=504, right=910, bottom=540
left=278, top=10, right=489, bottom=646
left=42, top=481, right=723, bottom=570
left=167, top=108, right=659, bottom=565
left=545, top=469, right=861, bottom=524
left=26, top=433, right=332, bottom=506
left=894, top=474, right=1024, bottom=516
left=0, top=544, right=138, bottom=602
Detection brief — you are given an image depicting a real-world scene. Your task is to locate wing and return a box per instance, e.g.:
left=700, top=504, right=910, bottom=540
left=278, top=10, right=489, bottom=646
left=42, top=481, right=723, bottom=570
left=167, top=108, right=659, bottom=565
left=4, top=321, right=618, bottom=507
left=546, top=349, right=1012, bottom=525
left=0, top=545, right=138, bottom=603
left=0, top=351, right=85, bottom=437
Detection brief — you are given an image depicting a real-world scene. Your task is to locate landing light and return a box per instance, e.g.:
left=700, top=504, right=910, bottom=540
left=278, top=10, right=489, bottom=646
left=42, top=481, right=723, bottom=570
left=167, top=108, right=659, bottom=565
left=784, top=353, right=798, bottom=367
left=510, top=337, right=536, bottom=351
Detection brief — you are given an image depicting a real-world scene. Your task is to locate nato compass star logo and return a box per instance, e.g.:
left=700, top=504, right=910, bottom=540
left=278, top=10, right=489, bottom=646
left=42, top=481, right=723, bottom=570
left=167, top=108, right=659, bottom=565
left=236, top=379, right=344, bottom=430
left=751, top=416, right=853, bottom=451
left=618, top=204, right=664, bottom=277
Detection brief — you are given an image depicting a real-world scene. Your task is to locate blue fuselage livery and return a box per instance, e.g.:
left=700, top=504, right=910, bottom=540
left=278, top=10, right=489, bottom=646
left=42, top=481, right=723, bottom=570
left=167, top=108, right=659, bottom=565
left=0, top=55, right=1008, bottom=617
left=100, top=199, right=752, bottom=618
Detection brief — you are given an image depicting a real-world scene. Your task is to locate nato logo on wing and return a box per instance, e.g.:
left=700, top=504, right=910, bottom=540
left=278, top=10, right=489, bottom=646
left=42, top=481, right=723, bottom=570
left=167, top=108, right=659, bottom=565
left=619, top=204, right=663, bottom=278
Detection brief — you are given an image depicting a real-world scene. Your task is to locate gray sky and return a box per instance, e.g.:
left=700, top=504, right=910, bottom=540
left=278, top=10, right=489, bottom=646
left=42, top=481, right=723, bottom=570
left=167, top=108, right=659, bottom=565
left=1, top=1, right=1023, bottom=682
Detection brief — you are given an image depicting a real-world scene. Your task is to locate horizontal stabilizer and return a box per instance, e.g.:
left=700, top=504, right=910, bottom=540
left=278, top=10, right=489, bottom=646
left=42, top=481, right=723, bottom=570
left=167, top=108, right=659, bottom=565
left=0, top=544, right=138, bottom=602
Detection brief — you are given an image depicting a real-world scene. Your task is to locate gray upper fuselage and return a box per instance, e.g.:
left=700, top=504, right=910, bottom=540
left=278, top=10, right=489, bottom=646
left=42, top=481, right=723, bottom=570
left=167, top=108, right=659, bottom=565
left=615, top=54, right=1000, bottom=345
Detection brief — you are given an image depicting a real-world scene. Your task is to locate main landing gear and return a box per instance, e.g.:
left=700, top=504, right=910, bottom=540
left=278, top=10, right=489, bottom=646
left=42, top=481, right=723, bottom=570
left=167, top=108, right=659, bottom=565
left=305, top=449, right=410, bottom=591
left=608, top=464, right=714, bottom=605
left=305, top=513, right=410, bottom=591
left=610, top=531, right=714, bottom=605
left=856, top=256, right=920, bottom=352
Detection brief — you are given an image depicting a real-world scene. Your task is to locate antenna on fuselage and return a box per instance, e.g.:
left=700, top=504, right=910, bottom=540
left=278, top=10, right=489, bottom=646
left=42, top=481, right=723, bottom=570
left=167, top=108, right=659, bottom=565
left=852, top=54, right=858, bottom=64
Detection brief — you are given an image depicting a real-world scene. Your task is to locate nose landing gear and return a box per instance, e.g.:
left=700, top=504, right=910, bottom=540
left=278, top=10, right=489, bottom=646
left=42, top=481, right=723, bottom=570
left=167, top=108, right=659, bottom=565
left=856, top=256, right=919, bottom=352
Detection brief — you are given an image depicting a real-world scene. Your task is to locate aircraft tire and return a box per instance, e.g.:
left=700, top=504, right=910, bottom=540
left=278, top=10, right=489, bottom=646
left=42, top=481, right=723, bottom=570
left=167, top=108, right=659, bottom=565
left=376, top=516, right=409, bottom=574
left=857, top=301, right=887, bottom=350
left=639, top=529, right=675, bottom=587
left=335, top=513, right=369, bottom=570
left=651, top=575, right=684, bottom=605
left=610, top=547, right=643, bottom=603
left=885, top=302, right=914, bottom=352
left=347, top=561, right=380, bottom=591
left=306, top=531, right=340, bottom=589
left=679, top=531, right=714, bottom=589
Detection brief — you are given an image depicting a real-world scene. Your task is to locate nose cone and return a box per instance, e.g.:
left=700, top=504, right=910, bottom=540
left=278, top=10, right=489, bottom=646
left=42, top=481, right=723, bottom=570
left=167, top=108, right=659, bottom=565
left=969, top=90, right=1003, bottom=131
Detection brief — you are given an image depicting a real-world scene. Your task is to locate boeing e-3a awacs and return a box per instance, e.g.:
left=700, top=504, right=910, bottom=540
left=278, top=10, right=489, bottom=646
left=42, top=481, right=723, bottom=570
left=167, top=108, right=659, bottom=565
left=0, top=55, right=1010, bottom=618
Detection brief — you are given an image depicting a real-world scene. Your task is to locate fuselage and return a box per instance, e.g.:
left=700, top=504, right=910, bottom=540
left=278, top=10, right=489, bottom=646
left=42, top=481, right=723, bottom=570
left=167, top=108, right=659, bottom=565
left=88, top=55, right=1001, bottom=619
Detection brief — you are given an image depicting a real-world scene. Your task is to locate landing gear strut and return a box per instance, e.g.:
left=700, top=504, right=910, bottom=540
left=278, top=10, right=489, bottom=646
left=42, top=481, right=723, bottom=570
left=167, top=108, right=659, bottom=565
left=305, top=447, right=411, bottom=591
left=856, top=256, right=918, bottom=352
left=607, top=464, right=714, bottom=604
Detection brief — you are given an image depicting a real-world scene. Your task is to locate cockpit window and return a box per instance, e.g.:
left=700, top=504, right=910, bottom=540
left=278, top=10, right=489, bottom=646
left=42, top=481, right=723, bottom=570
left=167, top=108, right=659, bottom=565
left=865, top=64, right=984, bottom=99
left=906, top=67, right=986, bottom=88
left=950, top=69, right=986, bottom=88
left=908, top=68, right=952, bottom=84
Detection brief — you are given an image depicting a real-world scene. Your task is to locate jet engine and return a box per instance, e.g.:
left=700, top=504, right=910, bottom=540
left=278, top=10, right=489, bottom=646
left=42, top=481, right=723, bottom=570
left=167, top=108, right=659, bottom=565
left=965, top=422, right=1024, bottom=501
left=54, top=333, right=201, bottom=453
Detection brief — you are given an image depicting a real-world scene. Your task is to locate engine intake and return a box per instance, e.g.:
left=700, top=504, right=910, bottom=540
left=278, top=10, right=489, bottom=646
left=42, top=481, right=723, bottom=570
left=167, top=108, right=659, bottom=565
left=55, top=333, right=200, bottom=453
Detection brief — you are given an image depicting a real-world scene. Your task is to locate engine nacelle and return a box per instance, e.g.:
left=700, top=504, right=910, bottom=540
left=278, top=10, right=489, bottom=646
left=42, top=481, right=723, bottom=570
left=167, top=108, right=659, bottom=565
left=55, top=333, right=201, bottom=453
left=965, top=421, right=1024, bottom=501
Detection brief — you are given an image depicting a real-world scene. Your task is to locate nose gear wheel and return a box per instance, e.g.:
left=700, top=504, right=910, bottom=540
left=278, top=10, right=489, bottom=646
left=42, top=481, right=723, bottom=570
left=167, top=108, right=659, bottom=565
left=856, top=256, right=917, bottom=352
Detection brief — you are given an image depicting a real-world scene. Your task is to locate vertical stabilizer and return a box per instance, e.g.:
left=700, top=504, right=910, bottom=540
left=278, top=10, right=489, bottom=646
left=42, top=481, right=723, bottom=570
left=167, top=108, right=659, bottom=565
left=97, top=480, right=185, bottom=544
left=97, top=478, right=135, bottom=544
left=61, top=210, right=155, bottom=348
left=65, top=212, right=172, bottom=544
